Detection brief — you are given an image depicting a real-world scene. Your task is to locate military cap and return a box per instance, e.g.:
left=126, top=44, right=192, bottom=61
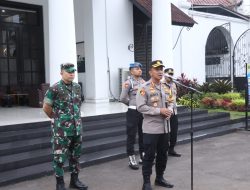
left=150, top=60, right=165, bottom=68
left=164, top=68, right=174, bottom=75
left=129, top=62, right=142, bottom=70
left=60, top=63, right=76, bottom=73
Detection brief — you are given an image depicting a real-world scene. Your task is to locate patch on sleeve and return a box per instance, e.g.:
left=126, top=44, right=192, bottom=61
left=123, top=82, right=129, bottom=89
left=43, top=87, right=54, bottom=106
left=139, top=88, right=146, bottom=96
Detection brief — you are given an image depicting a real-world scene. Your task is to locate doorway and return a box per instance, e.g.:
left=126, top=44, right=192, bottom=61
left=0, top=1, right=44, bottom=95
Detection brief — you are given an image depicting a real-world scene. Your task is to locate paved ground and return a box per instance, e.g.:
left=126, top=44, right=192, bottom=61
left=2, top=130, right=250, bottom=190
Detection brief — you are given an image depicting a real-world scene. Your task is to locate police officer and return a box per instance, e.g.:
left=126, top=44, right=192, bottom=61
left=163, top=68, right=181, bottom=157
left=43, top=63, right=88, bottom=190
left=120, top=62, right=145, bottom=170
left=136, top=60, right=174, bottom=190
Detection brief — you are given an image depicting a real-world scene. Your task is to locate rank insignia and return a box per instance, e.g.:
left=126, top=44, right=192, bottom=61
left=123, top=83, right=129, bottom=89
left=150, top=89, right=155, bottom=94
left=140, top=88, right=145, bottom=96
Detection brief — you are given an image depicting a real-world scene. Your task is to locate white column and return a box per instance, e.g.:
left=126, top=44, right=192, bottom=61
left=248, top=21, right=250, bottom=65
left=48, top=0, right=77, bottom=85
left=152, top=0, right=173, bottom=68
left=83, top=0, right=109, bottom=103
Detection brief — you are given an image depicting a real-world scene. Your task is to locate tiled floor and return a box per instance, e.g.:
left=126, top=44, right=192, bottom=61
left=0, top=102, right=128, bottom=126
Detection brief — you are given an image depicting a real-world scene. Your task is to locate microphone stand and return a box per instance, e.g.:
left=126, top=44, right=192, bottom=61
left=173, top=79, right=202, bottom=190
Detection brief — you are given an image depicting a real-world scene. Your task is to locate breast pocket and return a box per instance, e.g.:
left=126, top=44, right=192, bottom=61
left=132, top=87, right=138, bottom=96
left=150, top=95, right=160, bottom=107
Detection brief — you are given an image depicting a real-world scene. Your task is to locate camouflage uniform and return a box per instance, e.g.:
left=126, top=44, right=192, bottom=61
left=44, top=80, right=82, bottom=177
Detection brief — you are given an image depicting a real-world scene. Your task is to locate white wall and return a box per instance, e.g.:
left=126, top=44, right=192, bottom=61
left=74, top=0, right=86, bottom=97
left=74, top=0, right=134, bottom=100
left=172, top=10, right=249, bottom=84
left=7, top=0, right=50, bottom=83
left=105, top=0, right=134, bottom=99
left=237, top=0, right=250, bottom=15
left=48, top=0, right=77, bottom=85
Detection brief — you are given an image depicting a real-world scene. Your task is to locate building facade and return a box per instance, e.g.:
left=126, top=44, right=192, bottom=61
left=0, top=0, right=249, bottom=104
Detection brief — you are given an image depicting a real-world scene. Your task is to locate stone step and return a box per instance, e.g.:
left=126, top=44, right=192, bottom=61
left=0, top=116, right=236, bottom=171
left=0, top=114, right=228, bottom=156
left=0, top=109, right=211, bottom=143
left=0, top=120, right=244, bottom=187
left=177, top=121, right=245, bottom=144
left=0, top=108, right=206, bottom=133
left=0, top=135, right=126, bottom=172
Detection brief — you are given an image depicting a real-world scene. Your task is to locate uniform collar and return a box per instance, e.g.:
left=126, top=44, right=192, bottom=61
left=130, top=75, right=141, bottom=81
left=150, top=79, right=162, bottom=90
left=60, top=80, right=73, bottom=92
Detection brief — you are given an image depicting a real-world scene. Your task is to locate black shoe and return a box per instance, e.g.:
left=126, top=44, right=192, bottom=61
left=70, top=173, right=88, bottom=190
left=128, top=155, right=139, bottom=170
left=56, top=183, right=67, bottom=190
left=56, top=177, right=66, bottom=190
left=168, top=150, right=181, bottom=157
left=142, top=183, right=152, bottom=190
left=155, top=177, right=174, bottom=188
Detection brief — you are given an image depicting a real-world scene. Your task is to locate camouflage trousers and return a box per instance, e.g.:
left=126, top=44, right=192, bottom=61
left=51, top=135, right=82, bottom=177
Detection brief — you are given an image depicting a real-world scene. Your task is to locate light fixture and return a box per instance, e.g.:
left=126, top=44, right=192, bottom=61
left=128, top=44, right=134, bottom=52
left=1, top=10, right=5, bottom=13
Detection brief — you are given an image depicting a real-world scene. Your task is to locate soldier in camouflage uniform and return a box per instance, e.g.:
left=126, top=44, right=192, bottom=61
left=43, top=63, right=88, bottom=190
left=163, top=68, right=181, bottom=157
left=120, top=62, right=145, bottom=170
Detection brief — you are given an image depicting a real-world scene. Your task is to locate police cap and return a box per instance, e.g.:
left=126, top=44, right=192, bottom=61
left=129, top=62, right=142, bottom=70
left=164, top=68, right=174, bottom=75
left=150, top=60, right=165, bottom=68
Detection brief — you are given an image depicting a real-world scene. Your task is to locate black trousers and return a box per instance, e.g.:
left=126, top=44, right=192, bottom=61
left=142, top=133, right=169, bottom=182
left=126, top=108, right=144, bottom=156
left=169, top=114, right=178, bottom=151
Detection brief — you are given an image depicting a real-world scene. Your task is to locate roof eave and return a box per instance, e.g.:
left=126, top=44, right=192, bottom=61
left=191, top=5, right=249, bottom=21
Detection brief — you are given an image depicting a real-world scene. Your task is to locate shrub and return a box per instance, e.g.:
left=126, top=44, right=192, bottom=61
left=229, top=99, right=245, bottom=112
left=210, top=79, right=232, bottom=94
left=200, top=97, right=215, bottom=108
left=177, top=93, right=200, bottom=108
left=202, top=92, right=221, bottom=99
left=213, top=99, right=225, bottom=108
left=221, top=92, right=241, bottom=100
left=221, top=99, right=232, bottom=109
left=239, top=90, right=246, bottom=99
left=176, top=73, right=198, bottom=98
left=198, top=82, right=212, bottom=93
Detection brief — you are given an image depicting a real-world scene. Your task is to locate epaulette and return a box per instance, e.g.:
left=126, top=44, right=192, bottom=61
left=144, top=81, right=151, bottom=86
left=51, top=82, right=60, bottom=88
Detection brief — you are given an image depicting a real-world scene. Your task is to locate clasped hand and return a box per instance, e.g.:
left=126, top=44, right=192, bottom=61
left=160, top=108, right=172, bottom=119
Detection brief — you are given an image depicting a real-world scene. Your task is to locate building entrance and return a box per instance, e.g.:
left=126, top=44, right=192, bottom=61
left=0, top=2, right=44, bottom=97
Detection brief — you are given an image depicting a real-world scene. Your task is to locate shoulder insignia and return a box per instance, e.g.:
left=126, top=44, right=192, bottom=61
left=140, top=88, right=146, bottom=96
left=123, top=82, right=130, bottom=89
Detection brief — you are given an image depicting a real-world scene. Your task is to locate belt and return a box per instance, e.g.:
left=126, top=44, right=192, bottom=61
left=128, top=105, right=137, bottom=110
